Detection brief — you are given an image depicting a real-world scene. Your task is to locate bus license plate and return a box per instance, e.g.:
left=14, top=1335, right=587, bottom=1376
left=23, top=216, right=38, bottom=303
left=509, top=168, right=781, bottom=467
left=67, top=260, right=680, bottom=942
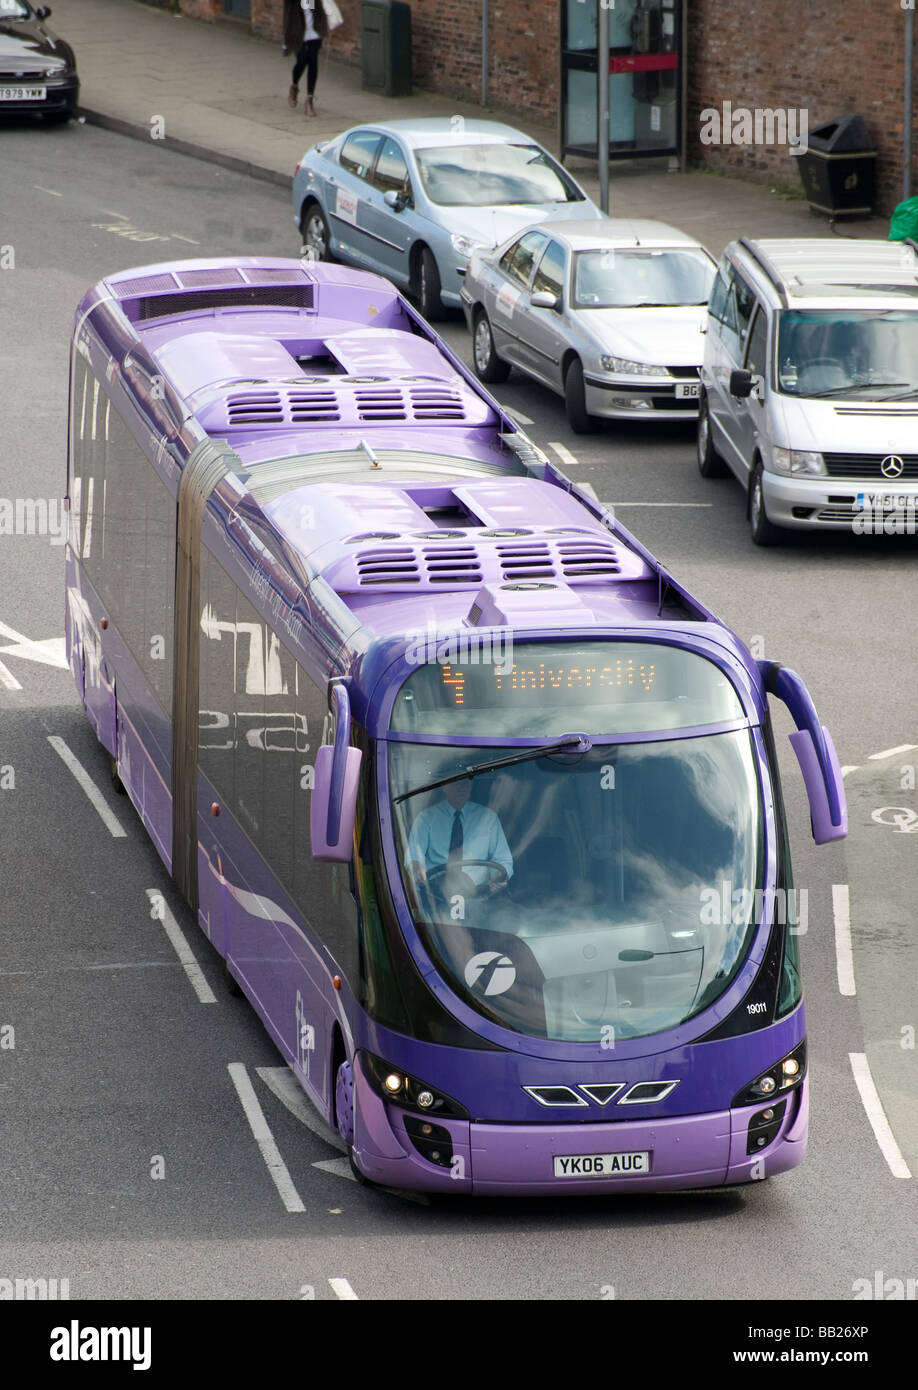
left=0, top=86, right=46, bottom=100
left=554, top=1151, right=650, bottom=1177
left=855, top=492, right=911, bottom=511
left=674, top=382, right=700, bottom=399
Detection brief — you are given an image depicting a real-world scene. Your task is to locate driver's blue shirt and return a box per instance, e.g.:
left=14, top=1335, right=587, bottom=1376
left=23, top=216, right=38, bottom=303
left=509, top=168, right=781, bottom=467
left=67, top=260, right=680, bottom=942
left=405, top=798, right=513, bottom=886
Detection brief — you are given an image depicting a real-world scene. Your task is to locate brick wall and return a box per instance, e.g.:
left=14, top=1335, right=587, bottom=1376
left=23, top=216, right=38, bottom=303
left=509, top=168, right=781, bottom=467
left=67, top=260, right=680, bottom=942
left=687, top=0, right=916, bottom=214
left=179, top=0, right=916, bottom=214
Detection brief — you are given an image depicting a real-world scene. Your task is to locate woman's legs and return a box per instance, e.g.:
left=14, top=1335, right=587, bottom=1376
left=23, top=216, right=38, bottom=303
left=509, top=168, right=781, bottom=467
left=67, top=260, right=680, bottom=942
left=304, top=38, right=321, bottom=113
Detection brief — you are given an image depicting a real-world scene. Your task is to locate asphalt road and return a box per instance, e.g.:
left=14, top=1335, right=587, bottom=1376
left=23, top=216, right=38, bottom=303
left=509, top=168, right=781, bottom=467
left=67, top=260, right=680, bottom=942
left=0, top=120, right=915, bottom=1303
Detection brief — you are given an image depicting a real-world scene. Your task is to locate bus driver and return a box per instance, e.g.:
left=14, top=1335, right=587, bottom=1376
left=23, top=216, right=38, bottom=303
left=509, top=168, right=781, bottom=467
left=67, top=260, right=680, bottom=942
left=405, top=781, right=514, bottom=903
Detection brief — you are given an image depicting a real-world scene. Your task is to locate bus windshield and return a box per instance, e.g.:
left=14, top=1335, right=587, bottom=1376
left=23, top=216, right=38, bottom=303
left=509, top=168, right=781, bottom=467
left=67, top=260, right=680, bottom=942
left=388, top=730, right=763, bottom=1042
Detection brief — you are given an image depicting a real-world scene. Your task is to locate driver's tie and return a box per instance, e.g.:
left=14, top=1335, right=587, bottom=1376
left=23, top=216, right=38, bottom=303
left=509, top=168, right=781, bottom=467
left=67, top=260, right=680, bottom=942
left=447, top=809, right=464, bottom=865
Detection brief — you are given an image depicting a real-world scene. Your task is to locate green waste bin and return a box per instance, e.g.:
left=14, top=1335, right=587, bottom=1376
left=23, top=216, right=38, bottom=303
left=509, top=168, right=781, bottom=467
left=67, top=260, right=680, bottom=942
left=889, top=197, right=918, bottom=243
left=796, top=114, right=877, bottom=218
left=362, top=1, right=412, bottom=98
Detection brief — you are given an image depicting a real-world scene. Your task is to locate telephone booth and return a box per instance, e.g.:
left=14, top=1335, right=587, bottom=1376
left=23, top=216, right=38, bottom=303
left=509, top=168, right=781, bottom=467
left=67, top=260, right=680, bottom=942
left=561, top=0, right=685, bottom=163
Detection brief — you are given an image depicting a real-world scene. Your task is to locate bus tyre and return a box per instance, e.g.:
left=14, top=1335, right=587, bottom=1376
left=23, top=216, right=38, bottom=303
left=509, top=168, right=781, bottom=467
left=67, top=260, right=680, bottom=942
left=472, top=311, right=510, bottom=384
left=697, top=393, right=729, bottom=478
left=749, top=464, right=783, bottom=546
left=109, top=754, right=126, bottom=794
left=300, top=202, right=332, bottom=262
left=564, top=358, right=597, bottom=434
left=415, top=247, right=444, bottom=322
left=348, top=1150, right=372, bottom=1186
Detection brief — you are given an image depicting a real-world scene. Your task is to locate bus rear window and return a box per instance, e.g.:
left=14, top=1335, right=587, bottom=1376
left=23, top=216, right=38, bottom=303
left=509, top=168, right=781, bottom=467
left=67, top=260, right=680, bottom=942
left=390, top=641, right=746, bottom=736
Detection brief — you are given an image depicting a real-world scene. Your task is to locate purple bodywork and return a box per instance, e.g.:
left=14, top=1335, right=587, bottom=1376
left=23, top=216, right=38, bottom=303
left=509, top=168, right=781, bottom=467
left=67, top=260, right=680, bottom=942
left=65, top=257, right=844, bottom=1195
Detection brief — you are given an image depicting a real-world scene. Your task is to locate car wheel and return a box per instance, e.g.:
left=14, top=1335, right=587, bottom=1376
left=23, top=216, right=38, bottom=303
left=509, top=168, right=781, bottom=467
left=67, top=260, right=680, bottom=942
left=415, top=246, right=444, bottom=321
left=300, top=202, right=332, bottom=262
left=472, top=311, right=510, bottom=384
left=749, top=463, right=784, bottom=546
left=564, top=358, right=598, bottom=434
left=697, top=392, right=729, bottom=478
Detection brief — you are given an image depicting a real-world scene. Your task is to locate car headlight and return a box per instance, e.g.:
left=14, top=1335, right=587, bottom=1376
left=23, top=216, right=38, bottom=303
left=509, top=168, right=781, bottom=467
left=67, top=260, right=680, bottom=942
left=44, top=67, right=63, bottom=77
left=600, top=355, right=671, bottom=377
left=771, top=447, right=826, bottom=477
left=450, top=233, right=486, bottom=259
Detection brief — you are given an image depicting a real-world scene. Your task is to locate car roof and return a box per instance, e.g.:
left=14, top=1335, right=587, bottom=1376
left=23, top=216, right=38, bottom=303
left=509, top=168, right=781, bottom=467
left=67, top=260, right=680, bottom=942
left=344, top=118, right=539, bottom=149
left=735, top=238, right=918, bottom=308
left=526, top=218, right=706, bottom=252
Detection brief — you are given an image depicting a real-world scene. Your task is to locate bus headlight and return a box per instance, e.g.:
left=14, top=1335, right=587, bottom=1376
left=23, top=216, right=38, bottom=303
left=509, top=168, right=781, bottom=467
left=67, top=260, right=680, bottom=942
left=732, top=1040, right=807, bottom=1107
left=362, top=1052, right=469, bottom=1118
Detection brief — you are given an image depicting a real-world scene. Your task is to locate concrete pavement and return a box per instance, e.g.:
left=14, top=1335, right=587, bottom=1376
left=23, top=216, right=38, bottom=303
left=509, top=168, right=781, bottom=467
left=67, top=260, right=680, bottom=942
left=54, top=0, right=891, bottom=254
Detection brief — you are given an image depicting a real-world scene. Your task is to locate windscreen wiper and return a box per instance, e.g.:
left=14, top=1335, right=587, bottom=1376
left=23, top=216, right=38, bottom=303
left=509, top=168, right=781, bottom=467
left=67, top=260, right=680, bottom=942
left=393, top=736, right=589, bottom=803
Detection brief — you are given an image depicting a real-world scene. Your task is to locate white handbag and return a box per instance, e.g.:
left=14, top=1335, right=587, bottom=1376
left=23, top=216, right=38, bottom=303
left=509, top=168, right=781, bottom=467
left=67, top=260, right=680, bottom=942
left=324, top=0, right=344, bottom=29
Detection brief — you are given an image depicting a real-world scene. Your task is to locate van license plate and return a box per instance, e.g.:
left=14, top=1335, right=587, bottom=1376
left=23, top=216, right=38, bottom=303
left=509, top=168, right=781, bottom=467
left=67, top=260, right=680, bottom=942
left=856, top=493, right=912, bottom=510
left=553, top=1151, right=650, bottom=1177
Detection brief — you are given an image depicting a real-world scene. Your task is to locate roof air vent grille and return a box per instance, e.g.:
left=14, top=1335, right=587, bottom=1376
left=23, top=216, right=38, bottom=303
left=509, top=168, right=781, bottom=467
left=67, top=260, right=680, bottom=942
left=226, top=391, right=285, bottom=423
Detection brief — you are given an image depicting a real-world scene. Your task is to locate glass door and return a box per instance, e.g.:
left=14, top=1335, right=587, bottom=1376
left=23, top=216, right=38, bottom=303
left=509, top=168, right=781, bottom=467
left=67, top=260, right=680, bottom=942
left=561, top=0, right=682, bottom=160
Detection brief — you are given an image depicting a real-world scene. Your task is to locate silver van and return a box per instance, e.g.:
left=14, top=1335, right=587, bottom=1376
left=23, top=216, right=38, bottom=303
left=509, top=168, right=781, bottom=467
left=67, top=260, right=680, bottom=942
left=697, top=238, right=918, bottom=543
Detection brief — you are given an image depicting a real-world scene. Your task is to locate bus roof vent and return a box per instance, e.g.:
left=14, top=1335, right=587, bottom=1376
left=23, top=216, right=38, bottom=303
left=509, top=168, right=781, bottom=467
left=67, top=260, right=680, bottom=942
left=356, top=548, right=421, bottom=585
left=227, top=391, right=286, bottom=424
left=112, top=272, right=179, bottom=298
left=176, top=268, right=245, bottom=288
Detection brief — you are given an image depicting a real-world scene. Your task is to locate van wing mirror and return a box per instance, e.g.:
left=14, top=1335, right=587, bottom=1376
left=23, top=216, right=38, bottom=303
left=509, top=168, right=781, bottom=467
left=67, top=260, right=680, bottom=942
left=730, top=368, right=754, bottom=397
left=310, top=682, right=362, bottom=861
left=759, top=661, right=847, bottom=843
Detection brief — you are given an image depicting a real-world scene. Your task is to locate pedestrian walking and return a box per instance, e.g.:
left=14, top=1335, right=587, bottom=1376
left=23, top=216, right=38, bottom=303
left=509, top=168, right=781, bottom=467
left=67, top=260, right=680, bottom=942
left=287, top=0, right=343, bottom=117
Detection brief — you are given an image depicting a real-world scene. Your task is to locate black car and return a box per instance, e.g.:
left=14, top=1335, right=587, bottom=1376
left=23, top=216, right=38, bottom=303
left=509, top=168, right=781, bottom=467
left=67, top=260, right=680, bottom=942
left=0, top=1, right=78, bottom=123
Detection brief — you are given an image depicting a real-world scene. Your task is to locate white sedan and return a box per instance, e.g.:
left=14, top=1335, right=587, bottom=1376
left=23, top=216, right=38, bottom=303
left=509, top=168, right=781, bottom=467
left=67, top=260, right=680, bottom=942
left=461, top=219, right=717, bottom=432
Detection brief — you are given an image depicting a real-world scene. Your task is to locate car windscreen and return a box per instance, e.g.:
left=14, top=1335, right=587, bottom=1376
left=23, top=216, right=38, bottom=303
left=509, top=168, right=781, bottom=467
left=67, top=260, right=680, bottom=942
left=776, top=309, right=918, bottom=399
left=573, top=248, right=715, bottom=309
left=3, top=1, right=32, bottom=16
left=388, top=731, right=763, bottom=1042
left=413, top=143, right=584, bottom=207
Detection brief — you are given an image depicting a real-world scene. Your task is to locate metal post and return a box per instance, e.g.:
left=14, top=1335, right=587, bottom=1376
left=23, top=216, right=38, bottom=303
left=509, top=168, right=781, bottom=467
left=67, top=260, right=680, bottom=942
left=482, top=0, right=489, bottom=107
left=905, top=7, right=914, bottom=201
left=598, top=0, right=610, bottom=213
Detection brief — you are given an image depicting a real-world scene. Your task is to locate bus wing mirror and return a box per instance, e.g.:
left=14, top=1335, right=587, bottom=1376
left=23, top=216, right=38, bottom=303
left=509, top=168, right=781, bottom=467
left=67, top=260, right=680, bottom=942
left=310, top=683, right=362, bottom=861
left=759, top=661, right=847, bottom=844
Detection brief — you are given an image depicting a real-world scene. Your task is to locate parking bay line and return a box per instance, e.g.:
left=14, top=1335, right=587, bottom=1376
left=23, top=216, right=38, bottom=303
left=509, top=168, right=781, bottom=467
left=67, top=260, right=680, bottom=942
left=47, top=736, right=127, bottom=838
left=606, top=502, right=714, bottom=508
left=867, top=745, right=918, bottom=761
left=146, top=888, right=216, bottom=1004
left=832, top=884, right=856, bottom=997
left=848, top=1053, right=912, bottom=1179
left=0, top=661, right=22, bottom=691
left=329, top=1278, right=359, bottom=1300
left=547, top=442, right=580, bottom=468
left=228, top=1063, right=306, bottom=1213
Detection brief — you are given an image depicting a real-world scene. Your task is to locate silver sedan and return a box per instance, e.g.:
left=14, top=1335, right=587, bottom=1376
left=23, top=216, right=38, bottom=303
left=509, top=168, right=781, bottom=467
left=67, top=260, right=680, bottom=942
left=292, top=119, right=603, bottom=322
left=461, top=219, right=717, bottom=432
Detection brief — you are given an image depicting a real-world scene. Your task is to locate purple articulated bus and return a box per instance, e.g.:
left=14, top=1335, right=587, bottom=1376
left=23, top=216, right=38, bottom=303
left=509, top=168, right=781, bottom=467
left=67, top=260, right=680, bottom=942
left=66, top=256, right=847, bottom=1195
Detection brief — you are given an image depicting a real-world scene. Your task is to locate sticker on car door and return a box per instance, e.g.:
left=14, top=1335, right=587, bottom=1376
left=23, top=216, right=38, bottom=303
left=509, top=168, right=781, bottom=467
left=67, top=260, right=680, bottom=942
left=495, top=282, right=522, bottom=317
left=335, top=188, right=359, bottom=226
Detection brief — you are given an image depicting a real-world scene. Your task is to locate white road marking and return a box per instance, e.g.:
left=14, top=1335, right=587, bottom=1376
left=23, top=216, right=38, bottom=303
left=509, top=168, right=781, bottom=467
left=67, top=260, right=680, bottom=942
left=257, top=1066, right=347, bottom=1153
left=547, top=442, right=580, bottom=468
left=101, top=208, right=128, bottom=219
left=0, top=622, right=68, bottom=668
left=868, top=745, right=918, bottom=761
left=33, top=185, right=62, bottom=197
left=832, top=884, right=856, bottom=996
left=849, top=1053, right=912, bottom=1179
left=329, top=1277, right=359, bottom=1300
left=146, top=888, right=216, bottom=1004
left=0, top=661, right=22, bottom=691
left=47, top=736, right=127, bottom=838
left=172, top=233, right=200, bottom=245
left=228, top=1063, right=306, bottom=1213
left=608, top=502, right=714, bottom=507
left=313, top=1157, right=355, bottom=1181
left=840, top=766, right=859, bottom=778
left=505, top=408, right=533, bottom=425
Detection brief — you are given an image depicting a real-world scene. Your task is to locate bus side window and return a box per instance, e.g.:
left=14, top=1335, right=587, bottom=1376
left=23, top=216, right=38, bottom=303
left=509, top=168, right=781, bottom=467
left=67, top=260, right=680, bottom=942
left=262, top=628, right=297, bottom=891
left=233, top=589, right=268, bottom=852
